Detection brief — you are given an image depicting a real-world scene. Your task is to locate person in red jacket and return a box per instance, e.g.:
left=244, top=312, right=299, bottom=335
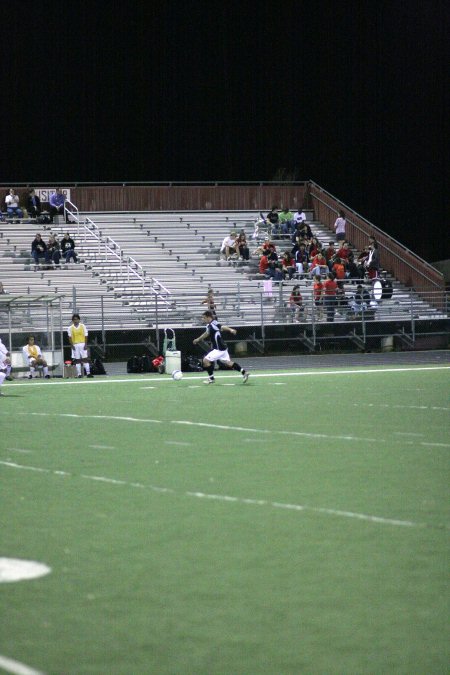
left=313, top=274, right=324, bottom=320
left=259, top=252, right=270, bottom=276
left=323, top=273, right=338, bottom=322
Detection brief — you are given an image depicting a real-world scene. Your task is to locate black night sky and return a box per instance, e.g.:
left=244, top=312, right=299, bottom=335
left=4, top=0, right=449, bottom=261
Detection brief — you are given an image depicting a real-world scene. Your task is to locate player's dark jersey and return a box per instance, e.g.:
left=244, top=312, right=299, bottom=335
left=206, top=320, right=227, bottom=351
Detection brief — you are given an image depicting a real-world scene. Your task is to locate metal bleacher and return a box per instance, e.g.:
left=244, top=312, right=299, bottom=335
left=0, top=209, right=444, bottom=333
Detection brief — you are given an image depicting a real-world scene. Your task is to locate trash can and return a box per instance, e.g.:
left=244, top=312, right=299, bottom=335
left=165, top=350, right=181, bottom=374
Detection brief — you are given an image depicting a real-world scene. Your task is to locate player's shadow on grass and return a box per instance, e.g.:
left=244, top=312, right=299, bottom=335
left=1, top=393, right=25, bottom=398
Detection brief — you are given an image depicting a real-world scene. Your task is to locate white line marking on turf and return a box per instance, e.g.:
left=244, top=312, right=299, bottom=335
left=89, top=445, right=116, bottom=450
left=393, top=432, right=424, bottom=437
left=0, top=654, right=45, bottom=675
left=165, top=441, right=192, bottom=447
left=420, top=441, right=450, bottom=448
left=0, top=460, right=437, bottom=529
left=353, top=402, right=450, bottom=411
left=6, top=448, right=32, bottom=454
left=3, top=365, right=450, bottom=387
left=140, top=386, right=155, bottom=389
left=5, top=411, right=448, bottom=447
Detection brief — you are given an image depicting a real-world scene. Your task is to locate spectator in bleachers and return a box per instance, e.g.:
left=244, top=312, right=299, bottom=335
left=289, top=285, right=304, bottom=321
left=201, top=289, right=218, bottom=319
left=279, top=207, right=295, bottom=234
left=22, top=336, right=50, bottom=379
left=293, top=208, right=306, bottom=227
left=298, top=220, right=312, bottom=240
left=0, top=282, right=7, bottom=295
left=47, top=234, right=61, bottom=266
left=235, top=232, right=249, bottom=260
left=337, top=241, right=350, bottom=261
left=266, top=206, right=279, bottom=234
left=335, top=286, right=349, bottom=317
left=60, top=232, right=78, bottom=263
left=220, top=232, right=237, bottom=260
left=31, top=233, right=51, bottom=265
left=5, top=189, right=24, bottom=219
left=294, top=243, right=309, bottom=278
left=309, top=249, right=328, bottom=278
left=281, top=251, right=296, bottom=280
left=332, top=256, right=346, bottom=286
left=313, top=274, right=324, bottom=320
left=349, top=284, right=371, bottom=316
left=259, top=250, right=270, bottom=276
left=308, top=236, right=320, bottom=258
left=346, top=251, right=361, bottom=282
left=334, top=209, right=346, bottom=242
left=49, top=188, right=65, bottom=221
left=323, top=272, right=338, bottom=322
left=365, top=241, right=380, bottom=279
left=26, top=189, right=42, bottom=219
left=324, top=241, right=336, bottom=270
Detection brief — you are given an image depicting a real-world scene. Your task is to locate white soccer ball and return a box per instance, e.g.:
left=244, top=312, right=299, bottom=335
left=172, top=370, right=183, bottom=381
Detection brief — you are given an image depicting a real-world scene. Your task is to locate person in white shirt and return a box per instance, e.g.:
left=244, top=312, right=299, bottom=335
left=334, top=209, right=346, bottom=242
left=293, top=208, right=306, bottom=225
left=5, top=189, right=24, bottom=219
left=220, top=233, right=238, bottom=260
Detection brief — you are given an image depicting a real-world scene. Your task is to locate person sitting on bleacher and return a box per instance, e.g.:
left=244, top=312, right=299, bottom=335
left=279, top=207, right=295, bottom=235
left=235, top=232, right=249, bottom=260
left=47, top=234, right=61, bottom=266
left=22, top=336, right=50, bottom=379
left=281, top=251, right=296, bottom=280
left=324, top=241, right=336, bottom=270
left=309, top=249, right=328, bottom=278
left=266, top=206, right=279, bottom=234
left=337, top=241, right=351, bottom=261
left=5, top=189, right=24, bottom=219
left=49, top=188, right=65, bottom=222
left=293, top=208, right=306, bottom=227
left=26, top=189, right=42, bottom=219
left=349, top=284, right=371, bottom=317
left=31, top=233, right=51, bottom=265
left=220, top=232, right=237, bottom=260
left=294, top=243, right=309, bottom=278
left=60, top=232, right=78, bottom=263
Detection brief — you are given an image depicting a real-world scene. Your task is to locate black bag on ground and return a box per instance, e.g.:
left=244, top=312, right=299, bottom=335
left=91, top=358, right=107, bottom=375
left=182, top=355, right=203, bottom=372
left=127, top=355, right=143, bottom=373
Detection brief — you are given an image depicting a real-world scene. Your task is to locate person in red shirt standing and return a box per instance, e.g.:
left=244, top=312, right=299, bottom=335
left=323, top=273, right=338, bottom=322
left=313, top=274, right=324, bottom=321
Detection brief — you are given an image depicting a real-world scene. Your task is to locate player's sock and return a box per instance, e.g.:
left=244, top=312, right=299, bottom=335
left=43, top=366, right=49, bottom=376
left=0, top=371, right=6, bottom=388
left=29, top=366, right=35, bottom=379
left=76, top=363, right=82, bottom=376
left=232, top=362, right=245, bottom=374
left=84, top=363, right=91, bottom=375
left=5, top=364, right=12, bottom=376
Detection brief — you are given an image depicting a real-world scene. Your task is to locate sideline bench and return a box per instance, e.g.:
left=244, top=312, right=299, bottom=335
left=10, top=350, right=62, bottom=377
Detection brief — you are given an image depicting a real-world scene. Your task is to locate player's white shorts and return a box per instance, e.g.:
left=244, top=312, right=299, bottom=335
left=71, top=343, right=88, bottom=360
left=205, top=348, right=231, bottom=363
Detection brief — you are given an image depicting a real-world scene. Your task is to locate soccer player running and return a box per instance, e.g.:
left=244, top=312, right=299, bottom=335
left=193, top=310, right=249, bottom=385
left=67, top=314, right=93, bottom=378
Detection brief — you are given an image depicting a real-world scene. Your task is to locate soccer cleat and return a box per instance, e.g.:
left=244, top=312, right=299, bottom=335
left=242, top=372, right=249, bottom=383
left=203, top=378, right=215, bottom=384
left=86, top=373, right=94, bottom=378
left=77, top=374, right=82, bottom=378
left=44, top=374, right=51, bottom=379
left=28, top=374, right=33, bottom=379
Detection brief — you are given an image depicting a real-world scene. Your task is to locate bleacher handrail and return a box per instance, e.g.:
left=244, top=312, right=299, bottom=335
left=64, top=202, right=172, bottom=304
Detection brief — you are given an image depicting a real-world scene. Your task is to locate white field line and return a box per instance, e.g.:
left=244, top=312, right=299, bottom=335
left=0, top=654, right=45, bottom=675
left=353, top=403, right=450, bottom=411
left=3, top=365, right=450, bottom=387
left=2, top=411, right=449, bottom=447
left=0, top=460, right=423, bottom=529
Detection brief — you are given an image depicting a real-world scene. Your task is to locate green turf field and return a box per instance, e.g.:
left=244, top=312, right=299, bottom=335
left=1, top=365, right=449, bottom=675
